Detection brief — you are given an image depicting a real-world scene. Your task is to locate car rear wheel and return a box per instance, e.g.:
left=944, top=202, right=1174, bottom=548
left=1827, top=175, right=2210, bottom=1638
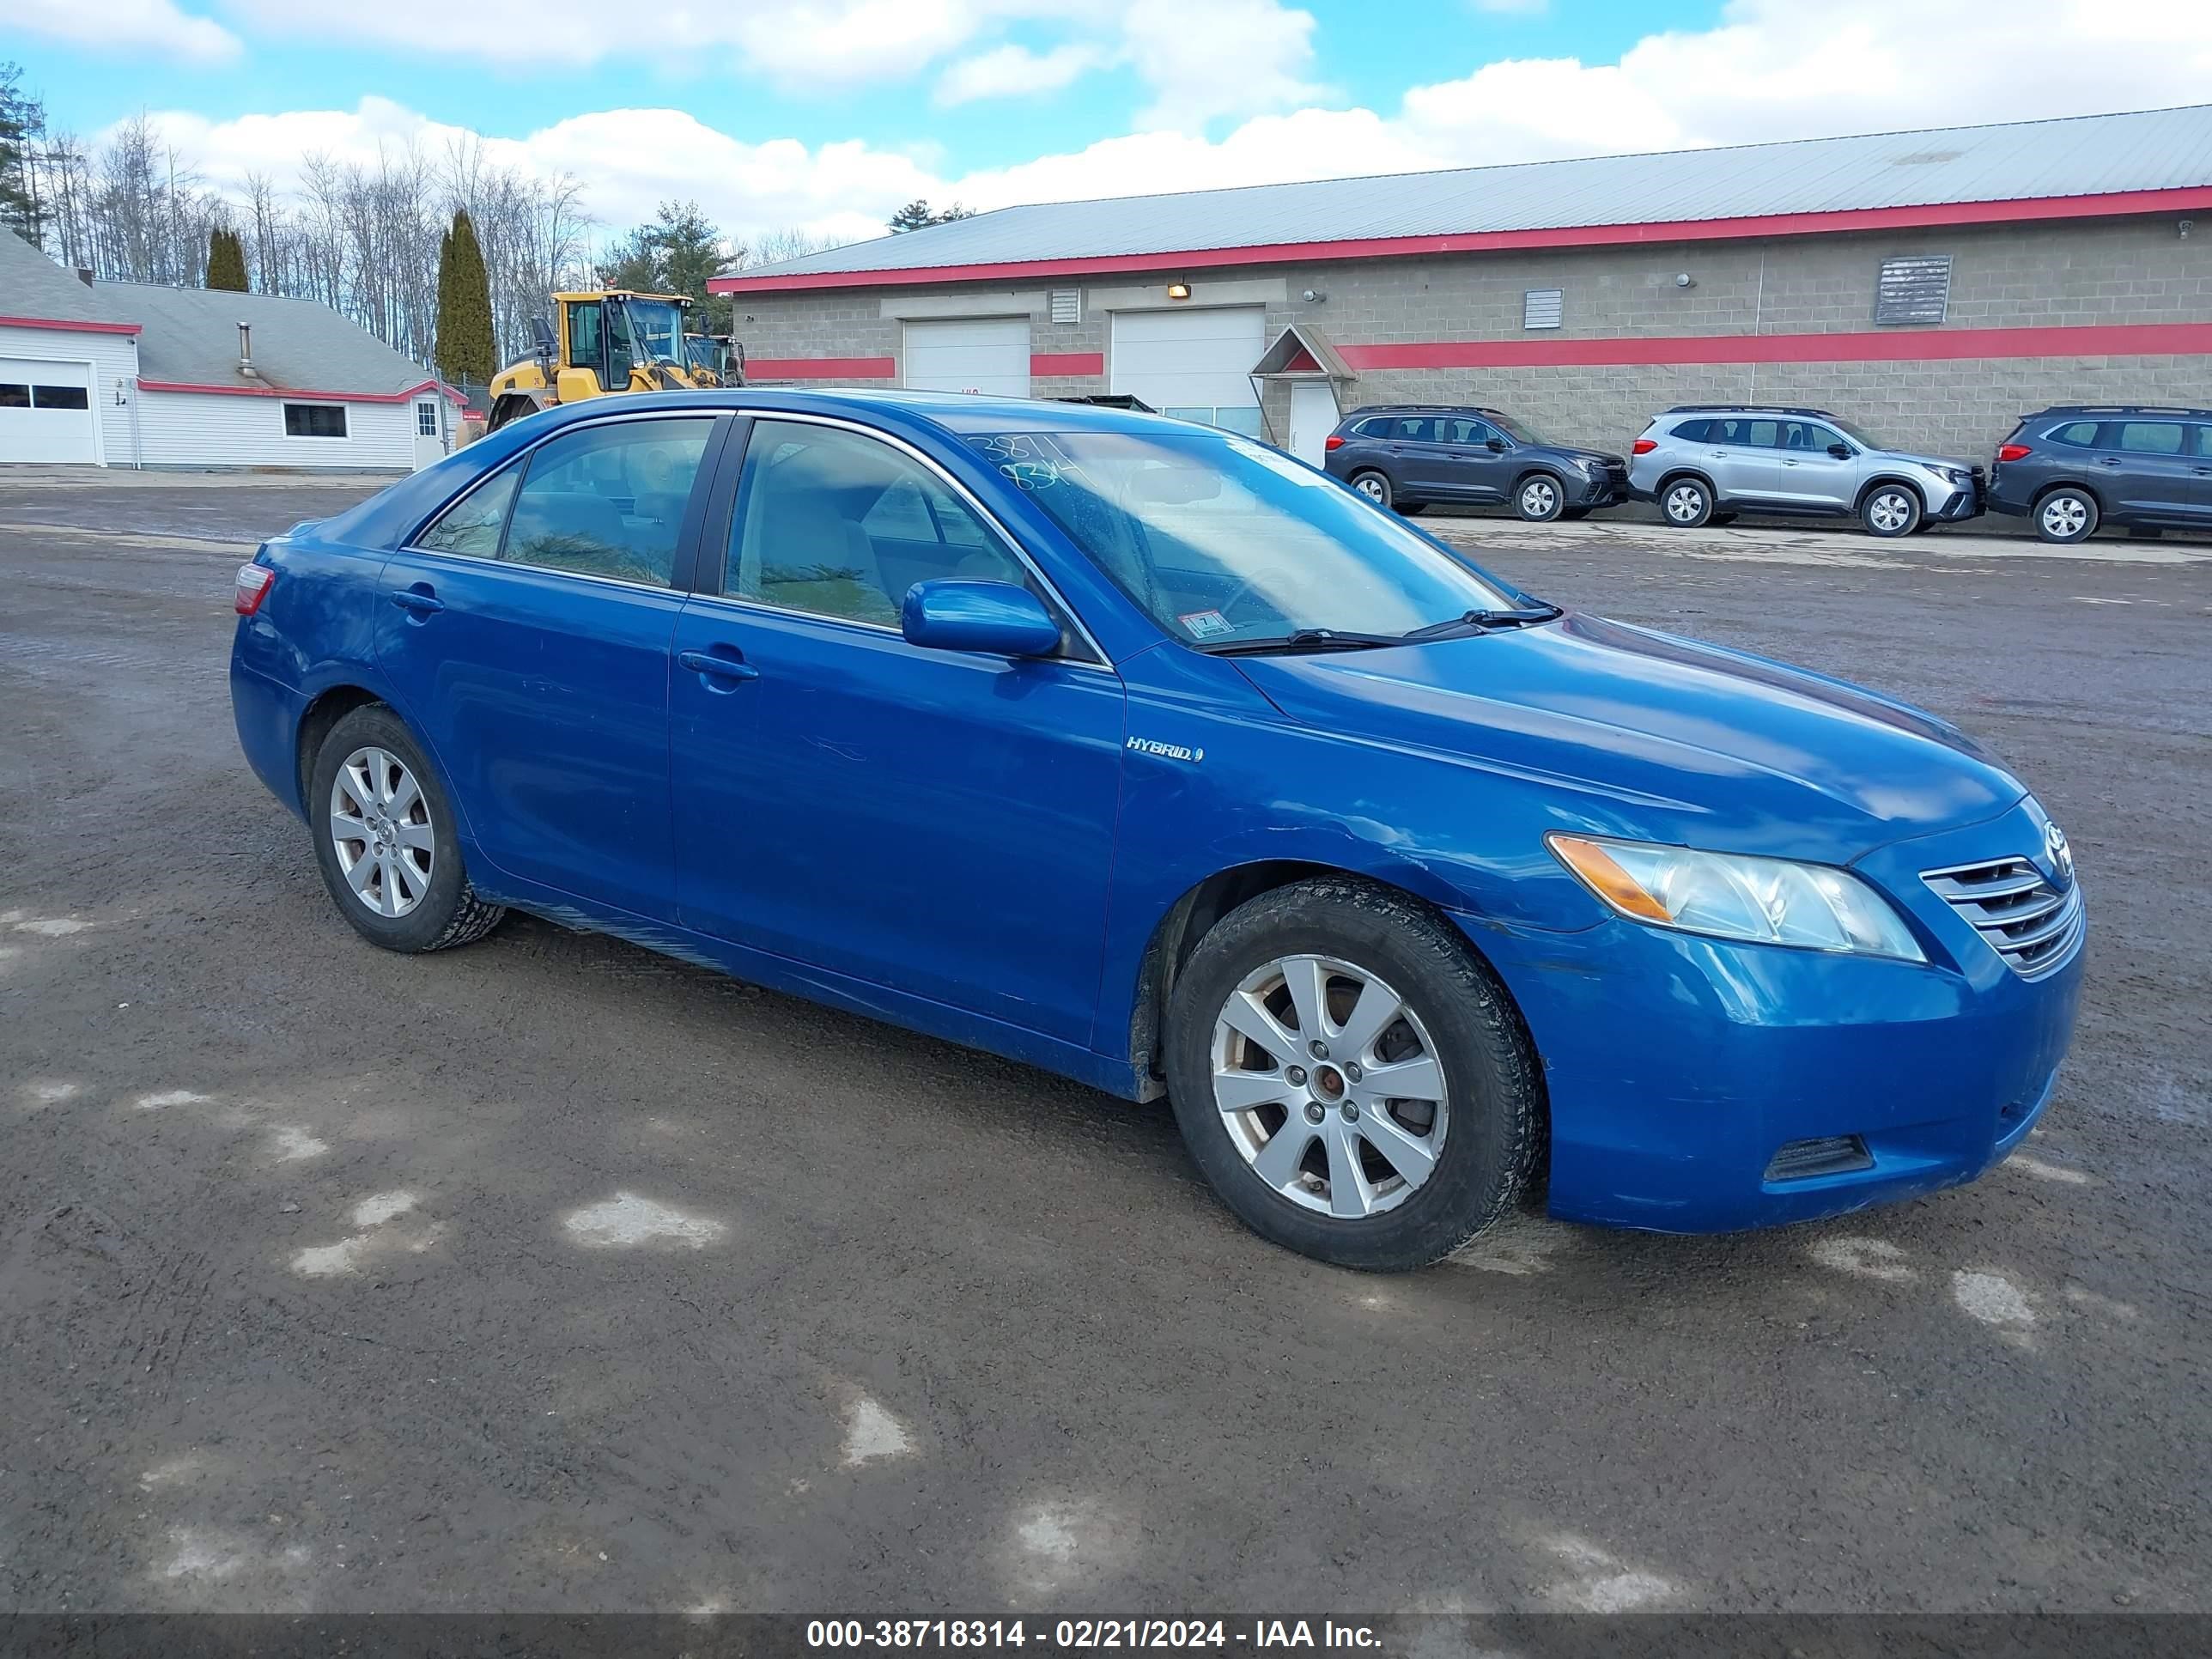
left=1860, top=483, right=1922, bottom=538
left=1660, top=477, right=1713, bottom=527
left=1515, top=474, right=1565, bottom=522
left=1349, top=470, right=1393, bottom=510
left=309, top=704, right=506, bottom=954
left=1164, top=878, right=1541, bottom=1272
left=2035, top=488, right=2099, bottom=544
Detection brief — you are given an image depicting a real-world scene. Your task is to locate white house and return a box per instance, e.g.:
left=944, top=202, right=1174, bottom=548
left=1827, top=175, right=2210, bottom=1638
left=2, top=229, right=459, bottom=472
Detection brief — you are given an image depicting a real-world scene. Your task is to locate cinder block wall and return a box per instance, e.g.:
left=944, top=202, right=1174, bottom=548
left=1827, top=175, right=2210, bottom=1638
left=728, top=215, right=2210, bottom=461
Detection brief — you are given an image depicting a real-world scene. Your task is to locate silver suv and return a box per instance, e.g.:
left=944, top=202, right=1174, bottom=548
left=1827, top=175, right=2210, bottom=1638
left=1627, top=406, right=1985, bottom=538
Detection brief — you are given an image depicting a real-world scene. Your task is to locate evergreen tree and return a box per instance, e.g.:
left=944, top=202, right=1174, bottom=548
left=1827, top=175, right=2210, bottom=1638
left=888, top=199, right=974, bottom=234
left=0, top=63, right=46, bottom=241
left=205, top=227, right=249, bottom=291
left=436, top=209, right=495, bottom=385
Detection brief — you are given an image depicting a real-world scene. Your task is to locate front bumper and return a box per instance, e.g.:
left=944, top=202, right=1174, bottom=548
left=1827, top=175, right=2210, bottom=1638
left=1927, top=477, right=1986, bottom=522
left=1461, top=800, right=2083, bottom=1232
left=1568, top=470, right=1630, bottom=507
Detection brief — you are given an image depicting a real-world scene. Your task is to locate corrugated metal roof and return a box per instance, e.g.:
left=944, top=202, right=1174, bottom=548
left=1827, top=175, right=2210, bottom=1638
left=726, top=104, right=2212, bottom=283
left=0, top=228, right=112, bottom=322
left=88, top=280, right=439, bottom=395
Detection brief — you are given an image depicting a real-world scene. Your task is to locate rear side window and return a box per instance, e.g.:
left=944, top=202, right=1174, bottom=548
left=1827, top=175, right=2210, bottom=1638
left=1386, top=416, right=1437, bottom=442
left=2043, top=421, right=2098, bottom=447
left=1441, top=417, right=1499, bottom=445
left=2114, top=422, right=2186, bottom=456
left=503, top=416, right=715, bottom=586
left=2196, top=426, right=2212, bottom=459
left=416, top=468, right=521, bottom=557
left=1670, top=419, right=1710, bottom=442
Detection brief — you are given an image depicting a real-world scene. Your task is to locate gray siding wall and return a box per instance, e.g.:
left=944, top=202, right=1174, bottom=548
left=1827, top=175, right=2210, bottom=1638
left=729, top=216, right=2211, bottom=459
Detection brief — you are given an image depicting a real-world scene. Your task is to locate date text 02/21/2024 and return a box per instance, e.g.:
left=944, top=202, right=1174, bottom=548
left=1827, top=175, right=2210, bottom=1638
left=804, top=1619, right=1381, bottom=1649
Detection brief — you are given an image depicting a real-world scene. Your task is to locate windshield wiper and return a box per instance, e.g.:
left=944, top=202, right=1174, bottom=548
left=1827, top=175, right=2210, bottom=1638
left=1198, top=628, right=1407, bottom=656
left=1396, top=604, right=1563, bottom=642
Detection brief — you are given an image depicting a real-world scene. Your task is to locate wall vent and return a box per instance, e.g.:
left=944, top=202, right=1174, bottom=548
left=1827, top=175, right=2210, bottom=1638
left=1049, top=289, right=1081, bottom=325
left=1522, top=289, right=1564, bottom=331
left=1875, top=255, right=1952, bottom=325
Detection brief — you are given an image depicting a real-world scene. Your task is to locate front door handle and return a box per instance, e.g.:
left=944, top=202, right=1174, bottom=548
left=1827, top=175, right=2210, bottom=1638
left=391, top=586, right=444, bottom=616
left=2096, top=458, right=2123, bottom=467
left=679, top=648, right=761, bottom=683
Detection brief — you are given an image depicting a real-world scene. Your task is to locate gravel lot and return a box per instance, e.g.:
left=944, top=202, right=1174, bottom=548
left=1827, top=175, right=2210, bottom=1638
left=1, top=474, right=2207, bottom=1618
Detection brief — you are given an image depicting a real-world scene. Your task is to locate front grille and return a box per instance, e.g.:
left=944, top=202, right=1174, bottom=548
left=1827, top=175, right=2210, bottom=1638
left=1602, top=463, right=1630, bottom=487
left=1765, top=1135, right=1875, bottom=1182
left=1922, top=856, right=2081, bottom=979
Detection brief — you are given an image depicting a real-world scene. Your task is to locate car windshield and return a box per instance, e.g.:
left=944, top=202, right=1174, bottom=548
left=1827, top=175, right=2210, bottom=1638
left=623, top=301, right=684, bottom=364
left=1490, top=412, right=1549, bottom=445
left=971, top=429, right=1525, bottom=646
left=1827, top=415, right=1881, bottom=448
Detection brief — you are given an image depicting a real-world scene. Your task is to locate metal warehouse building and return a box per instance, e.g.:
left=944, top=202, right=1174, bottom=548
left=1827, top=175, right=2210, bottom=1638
left=710, top=105, right=2212, bottom=466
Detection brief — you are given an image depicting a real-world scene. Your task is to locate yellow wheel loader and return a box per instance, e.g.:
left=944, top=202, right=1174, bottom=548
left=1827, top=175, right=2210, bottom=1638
left=485, top=290, right=740, bottom=431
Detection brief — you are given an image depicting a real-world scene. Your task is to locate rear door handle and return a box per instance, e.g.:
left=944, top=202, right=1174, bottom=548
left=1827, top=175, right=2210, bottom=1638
left=2096, top=458, right=2124, bottom=467
left=390, top=586, right=444, bottom=615
left=679, top=648, right=760, bottom=683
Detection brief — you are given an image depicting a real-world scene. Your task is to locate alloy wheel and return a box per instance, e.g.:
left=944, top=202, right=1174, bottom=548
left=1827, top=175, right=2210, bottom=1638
left=330, top=746, right=435, bottom=918
left=1867, top=489, right=1915, bottom=534
left=1664, top=483, right=1705, bottom=524
left=2041, top=495, right=2088, bottom=538
left=1519, top=478, right=1559, bottom=519
left=1354, top=475, right=1389, bottom=503
left=1209, top=954, right=1449, bottom=1219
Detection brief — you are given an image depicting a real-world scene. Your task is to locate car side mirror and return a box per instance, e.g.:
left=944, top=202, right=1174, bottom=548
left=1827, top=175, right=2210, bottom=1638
left=1485, top=437, right=1508, bottom=452
left=1827, top=442, right=1852, bottom=459
left=901, top=580, right=1060, bottom=658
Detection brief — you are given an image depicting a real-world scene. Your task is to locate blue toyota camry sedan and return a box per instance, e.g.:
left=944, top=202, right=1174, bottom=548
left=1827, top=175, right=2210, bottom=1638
left=230, top=390, right=2084, bottom=1271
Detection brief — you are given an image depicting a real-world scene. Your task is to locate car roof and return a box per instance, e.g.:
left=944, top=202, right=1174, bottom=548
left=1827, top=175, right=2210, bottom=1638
left=2027, top=404, right=2212, bottom=419
left=1661, top=405, right=1840, bottom=419
left=1346, top=404, right=1510, bottom=417
left=516, top=386, right=1195, bottom=439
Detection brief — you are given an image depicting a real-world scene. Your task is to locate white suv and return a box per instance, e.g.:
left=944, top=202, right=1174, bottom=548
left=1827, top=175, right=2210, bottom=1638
left=1627, top=406, right=1985, bottom=538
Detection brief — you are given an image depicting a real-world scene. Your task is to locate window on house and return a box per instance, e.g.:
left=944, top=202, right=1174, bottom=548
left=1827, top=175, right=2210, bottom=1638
left=283, top=404, right=348, bottom=439
left=1522, top=289, right=1564, bottom=330
left=0, top=384, right=30, bottom=408
left=1875, top=255, right=1952, bottom=325
left=416, top=402, right=440, bottom=436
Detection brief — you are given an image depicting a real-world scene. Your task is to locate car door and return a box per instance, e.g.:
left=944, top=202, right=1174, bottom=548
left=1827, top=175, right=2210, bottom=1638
left=1382, top=416, right=1458, bottom=500
left=668, top=414, right=1127, bottom=1044
left=1710, top=417, right=1790, bottom=505
left=2191, top=424, right=2212, bottom=522
left=2099, top=420, right=2200, bottom=523
left=1769, top=419, right=1861, bottom=510
left=1439, top=416, right=1513, bottom=502
left=376, top=411, right=725, bottom=921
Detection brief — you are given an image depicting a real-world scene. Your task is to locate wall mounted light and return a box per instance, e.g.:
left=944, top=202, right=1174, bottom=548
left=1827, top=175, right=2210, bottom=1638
left=1674, top=272, right=1696, bottom=289
left=1166, top=283, right=1192, bottom=301
left=1300, top=289, right=1327, bottom=303
left=2181, top=221, right=2196, bottom=241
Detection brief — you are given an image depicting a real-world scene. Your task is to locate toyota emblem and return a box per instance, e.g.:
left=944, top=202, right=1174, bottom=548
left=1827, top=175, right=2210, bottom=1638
left=2044, top=820, right=2075, bottom=886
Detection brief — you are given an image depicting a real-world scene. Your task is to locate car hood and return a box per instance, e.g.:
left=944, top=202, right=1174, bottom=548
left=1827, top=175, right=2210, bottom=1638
left=1875, top=448, right=1978, bottom=472
left=1231, top=612, right=2025, bottom=860
left=1550, top=446, right=1626, bottom=467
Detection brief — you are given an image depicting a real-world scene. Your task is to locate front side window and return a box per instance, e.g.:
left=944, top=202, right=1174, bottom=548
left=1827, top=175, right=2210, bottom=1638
left=284, top=404, right=347, bottom=439
left=971, top=428, right=1522, bottom=647
left=1779, top=421, right=1846, bottom=453
left=1442, top=417, right=1499, bottom=446
left=2114, top=422, right=2186, bottom=456
left=503, top=416, right=714, bottom=586
left=566, top=301, right=603, bottom=371
left=728, top=420, right=1034, bottom=629
left=2194, top=425, right=2212, bottom=458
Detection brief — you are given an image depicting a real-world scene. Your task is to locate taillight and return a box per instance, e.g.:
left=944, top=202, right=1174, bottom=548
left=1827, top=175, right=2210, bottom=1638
left=1324, top=434, right=1346, bottom=451
left=234, top=562, right=276, bottom=617
left=1632, top=438, right=1657, bottom=455
left=1996, top=444, right=2032, bottom=463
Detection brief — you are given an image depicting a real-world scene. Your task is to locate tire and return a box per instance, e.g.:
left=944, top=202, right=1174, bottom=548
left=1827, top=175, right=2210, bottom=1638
left=1348, top=470, right=1393, bottom=510
left=2033, top=488, right=2098, bottom=544
left=1515, top=473, right=1566, bottom=522
left=308, top=703, right=506, bottom=954
left=1658, top=476, right=1714, bottom=528
left=1859, top=483, right=1922, bottom=538
left=1164, top=878, right=1542, bottom=1272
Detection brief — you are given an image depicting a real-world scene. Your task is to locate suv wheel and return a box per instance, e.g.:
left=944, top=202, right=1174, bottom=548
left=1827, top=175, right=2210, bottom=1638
left=1349, top=471, right=1393, bottom=510
left=1660, top=477, right=1713, bottom=527
left=1515, top=473, right=1565, bottom=522
left=309, top=704, right=507, bottom=954
left=1860, top=483, right=1922, bottom=538
left=2035, top=488, right=2099, bottom=544
left=1164, top=878, right=1541, bottom=1272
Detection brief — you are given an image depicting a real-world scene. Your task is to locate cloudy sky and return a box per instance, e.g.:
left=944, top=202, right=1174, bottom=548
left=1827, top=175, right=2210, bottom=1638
left=6, top=0, right=2210, bottom=248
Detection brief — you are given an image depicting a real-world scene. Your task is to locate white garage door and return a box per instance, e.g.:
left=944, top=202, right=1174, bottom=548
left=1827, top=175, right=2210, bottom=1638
left=902, top=318, right=1030, bottom=397
left=1110, top=307, right=1265, bottom=434
left=0, top=357, right=95, bottom=465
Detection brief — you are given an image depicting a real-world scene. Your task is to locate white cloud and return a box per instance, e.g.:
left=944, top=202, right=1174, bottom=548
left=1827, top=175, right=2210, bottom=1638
left=10, top=0, right=239, bottom=60
left=117, top=0, right=2212, bottom=254
left=935, top=42, right=1110, bottom=106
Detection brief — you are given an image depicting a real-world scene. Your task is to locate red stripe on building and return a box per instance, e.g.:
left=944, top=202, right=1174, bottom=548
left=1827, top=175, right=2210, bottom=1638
left=1030, top=351, right=1105, bottom=376
left=0, top=314, right=144, bottom=335
left=1335, top=321, right=2212, bottom=371
left=744, top=356, right=897, bottom=380
left=708, top=186, right=2212, bottom=295
left=137, top=377, right=466, bottom=404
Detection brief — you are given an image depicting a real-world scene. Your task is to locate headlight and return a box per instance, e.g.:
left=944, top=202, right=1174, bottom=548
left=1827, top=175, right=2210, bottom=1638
left=1547, top=834, right=1925, bottom=961
left=1936, top=465, right=1970, bottom=486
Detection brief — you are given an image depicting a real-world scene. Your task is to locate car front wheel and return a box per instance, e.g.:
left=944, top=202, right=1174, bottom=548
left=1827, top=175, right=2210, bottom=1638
left=1349, top=470, right=1393, bottom=510
left=1164, top=878, right=1541, bottom=1272
left=309, top=704, right=506, bottom=954
left=1861, top=484, right=1922, bottom=538
left=1660, top=477, right=1714, bottom=527
left=2035, top=488, right=2099, bottom=544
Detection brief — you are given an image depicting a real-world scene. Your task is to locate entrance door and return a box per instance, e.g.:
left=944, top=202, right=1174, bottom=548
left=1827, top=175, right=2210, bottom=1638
left=411, top=399, right=446, bottom=471
left=0, top=358, right=95, bottom=465
left=1285, top=380, right=1340, bottom=466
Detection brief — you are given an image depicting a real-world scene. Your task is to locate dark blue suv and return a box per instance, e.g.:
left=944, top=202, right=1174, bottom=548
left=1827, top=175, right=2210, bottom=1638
left=1986, top=405, right=2212, bottom=544
left=1323, top=405, right=1630, bottom=520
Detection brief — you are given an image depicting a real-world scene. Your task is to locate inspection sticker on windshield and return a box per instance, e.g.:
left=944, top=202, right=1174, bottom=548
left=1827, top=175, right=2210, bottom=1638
left=1178, top=609, right=1234, bottom=640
